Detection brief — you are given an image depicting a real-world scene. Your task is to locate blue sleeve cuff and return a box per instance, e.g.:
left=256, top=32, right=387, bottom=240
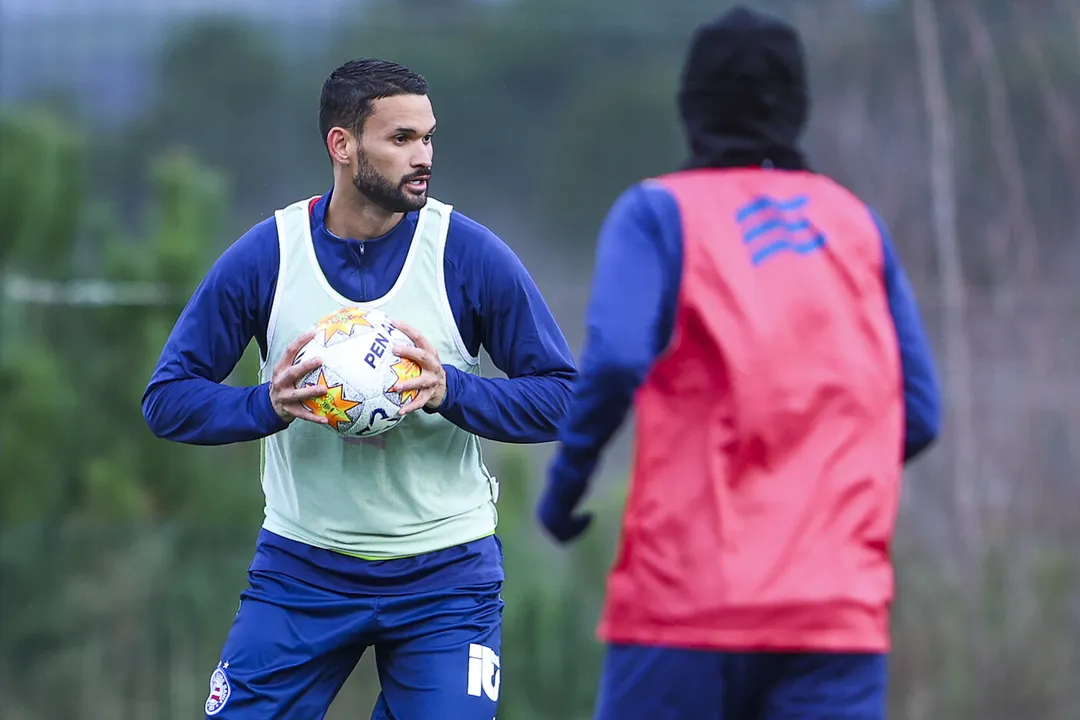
left=428, top=363, right=463, bottom=415
left=253, top=382, right=289, bottom=434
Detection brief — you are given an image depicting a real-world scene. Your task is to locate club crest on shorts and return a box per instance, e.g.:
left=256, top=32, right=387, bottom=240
left=205, top=664, right=232, bottom=716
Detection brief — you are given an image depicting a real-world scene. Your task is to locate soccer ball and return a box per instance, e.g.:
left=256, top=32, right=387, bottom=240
left=293, top=307, right=422, bottom=438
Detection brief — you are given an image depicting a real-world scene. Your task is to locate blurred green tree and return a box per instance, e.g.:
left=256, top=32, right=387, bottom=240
left=0, top=109, right=262, bottom=528
left=95, top=17, right=305, bottom=230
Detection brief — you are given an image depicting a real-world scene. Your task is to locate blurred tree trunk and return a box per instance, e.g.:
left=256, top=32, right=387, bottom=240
left=1020, top=28, right=1080, bottom=190
left=912, top=0, right=981, bottom=556
left=956, top=0, right=1053, bottom=526
left=957, top=0, right=1038, bottom=289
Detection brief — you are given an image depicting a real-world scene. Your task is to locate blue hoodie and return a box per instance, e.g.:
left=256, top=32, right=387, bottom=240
left=142, top=190, right=577, bottom=447
left=546, top=181, right=942, bottom=501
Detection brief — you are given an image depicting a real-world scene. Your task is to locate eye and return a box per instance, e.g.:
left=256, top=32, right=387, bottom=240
left=393, top=135, right=408, bottom=145
left=423, top=134, right=433, bottom=144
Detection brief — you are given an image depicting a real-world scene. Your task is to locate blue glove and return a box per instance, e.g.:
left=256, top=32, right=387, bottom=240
left=537, top=471, right=594, bottom=543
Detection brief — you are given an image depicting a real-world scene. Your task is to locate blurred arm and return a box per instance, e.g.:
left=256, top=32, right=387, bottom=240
left=545, top=182, right=684, bottom=492
left=872, top=211, right=943, bottom=461
left=141, top=220, right=286, bottom=445
left=436, top=222, right=578, bottom=444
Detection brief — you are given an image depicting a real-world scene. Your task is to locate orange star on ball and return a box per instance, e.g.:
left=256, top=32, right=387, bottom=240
left=316, top=308, right=373, bottom=344
left=302, top=370, right=361, bottom=430
left=390, top=358, right=422, bottom=405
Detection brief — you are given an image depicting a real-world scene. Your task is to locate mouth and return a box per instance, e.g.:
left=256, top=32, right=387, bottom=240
left=404, top=176, right=430, bottom=193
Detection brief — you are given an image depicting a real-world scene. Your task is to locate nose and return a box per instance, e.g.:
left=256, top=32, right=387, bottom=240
left=412, top=142, right=433, bottom=169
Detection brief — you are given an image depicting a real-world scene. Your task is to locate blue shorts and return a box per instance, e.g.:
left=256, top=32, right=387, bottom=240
left=594, top=644, right=887, bottom=720
left=203, top=530, right=504, bottom=719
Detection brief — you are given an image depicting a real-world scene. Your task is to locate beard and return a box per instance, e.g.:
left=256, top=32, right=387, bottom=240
left=352, top=152, right=430, bottom=213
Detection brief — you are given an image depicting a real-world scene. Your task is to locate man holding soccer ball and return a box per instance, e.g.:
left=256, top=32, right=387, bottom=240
left=143, top=58, right=576, bottom=719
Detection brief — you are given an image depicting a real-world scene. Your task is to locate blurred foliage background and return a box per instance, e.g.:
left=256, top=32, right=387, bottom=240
left=0, top=0, right=1078, bottom=718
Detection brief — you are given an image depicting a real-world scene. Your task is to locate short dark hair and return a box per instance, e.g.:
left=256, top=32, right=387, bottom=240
left=318, top=58, right=429, bottom=146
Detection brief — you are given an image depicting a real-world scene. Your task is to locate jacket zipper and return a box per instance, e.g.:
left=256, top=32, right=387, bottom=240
left=358, top=242, right=366, bottom=300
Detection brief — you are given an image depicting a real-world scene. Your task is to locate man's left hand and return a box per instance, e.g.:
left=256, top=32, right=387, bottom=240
left=537, top=477, right=593, bottom=544
left=391, top=320, right=448, bottom=415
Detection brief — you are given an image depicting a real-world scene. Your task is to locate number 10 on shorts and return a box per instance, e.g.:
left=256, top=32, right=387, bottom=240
left=466, top=643, right=501, bottom=702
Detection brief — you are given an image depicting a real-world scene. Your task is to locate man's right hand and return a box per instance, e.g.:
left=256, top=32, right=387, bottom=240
left=269, top=330, right=329, bottom=426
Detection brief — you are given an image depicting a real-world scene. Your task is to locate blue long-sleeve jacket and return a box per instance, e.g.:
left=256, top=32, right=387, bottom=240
left=142, top=191, right=577, bottom=446
left=548, top=181, right=942, bottom=490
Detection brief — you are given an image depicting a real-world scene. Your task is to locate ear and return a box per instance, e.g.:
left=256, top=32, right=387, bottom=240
left=326, top=126, right=355, bottom=164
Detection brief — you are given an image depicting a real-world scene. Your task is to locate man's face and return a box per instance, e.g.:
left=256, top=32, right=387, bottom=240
left=351, top=94, right=436, bottom=213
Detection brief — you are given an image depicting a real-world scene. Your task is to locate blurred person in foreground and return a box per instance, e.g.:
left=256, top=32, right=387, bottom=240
left=537, top=6, right=941, bottom=719
left=143, top=58, right=576, bottom=719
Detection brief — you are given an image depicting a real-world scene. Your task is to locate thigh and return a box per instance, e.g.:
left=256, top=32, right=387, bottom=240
left=204, top=570, right=372, bottom=719
left=594, top=644, right=731, bottom=720
left=369, top=581, right=503, bottom=720
left=758, top=652, right=887, bottom=720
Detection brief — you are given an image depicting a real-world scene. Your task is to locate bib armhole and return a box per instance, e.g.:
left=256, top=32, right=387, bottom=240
left=263, top=208, right=293, bottom=372
left=432, top=204, right=480, bottom=368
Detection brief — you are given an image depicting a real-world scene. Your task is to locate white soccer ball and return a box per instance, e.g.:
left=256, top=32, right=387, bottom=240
left=292, top=307, right=421, bottom=438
